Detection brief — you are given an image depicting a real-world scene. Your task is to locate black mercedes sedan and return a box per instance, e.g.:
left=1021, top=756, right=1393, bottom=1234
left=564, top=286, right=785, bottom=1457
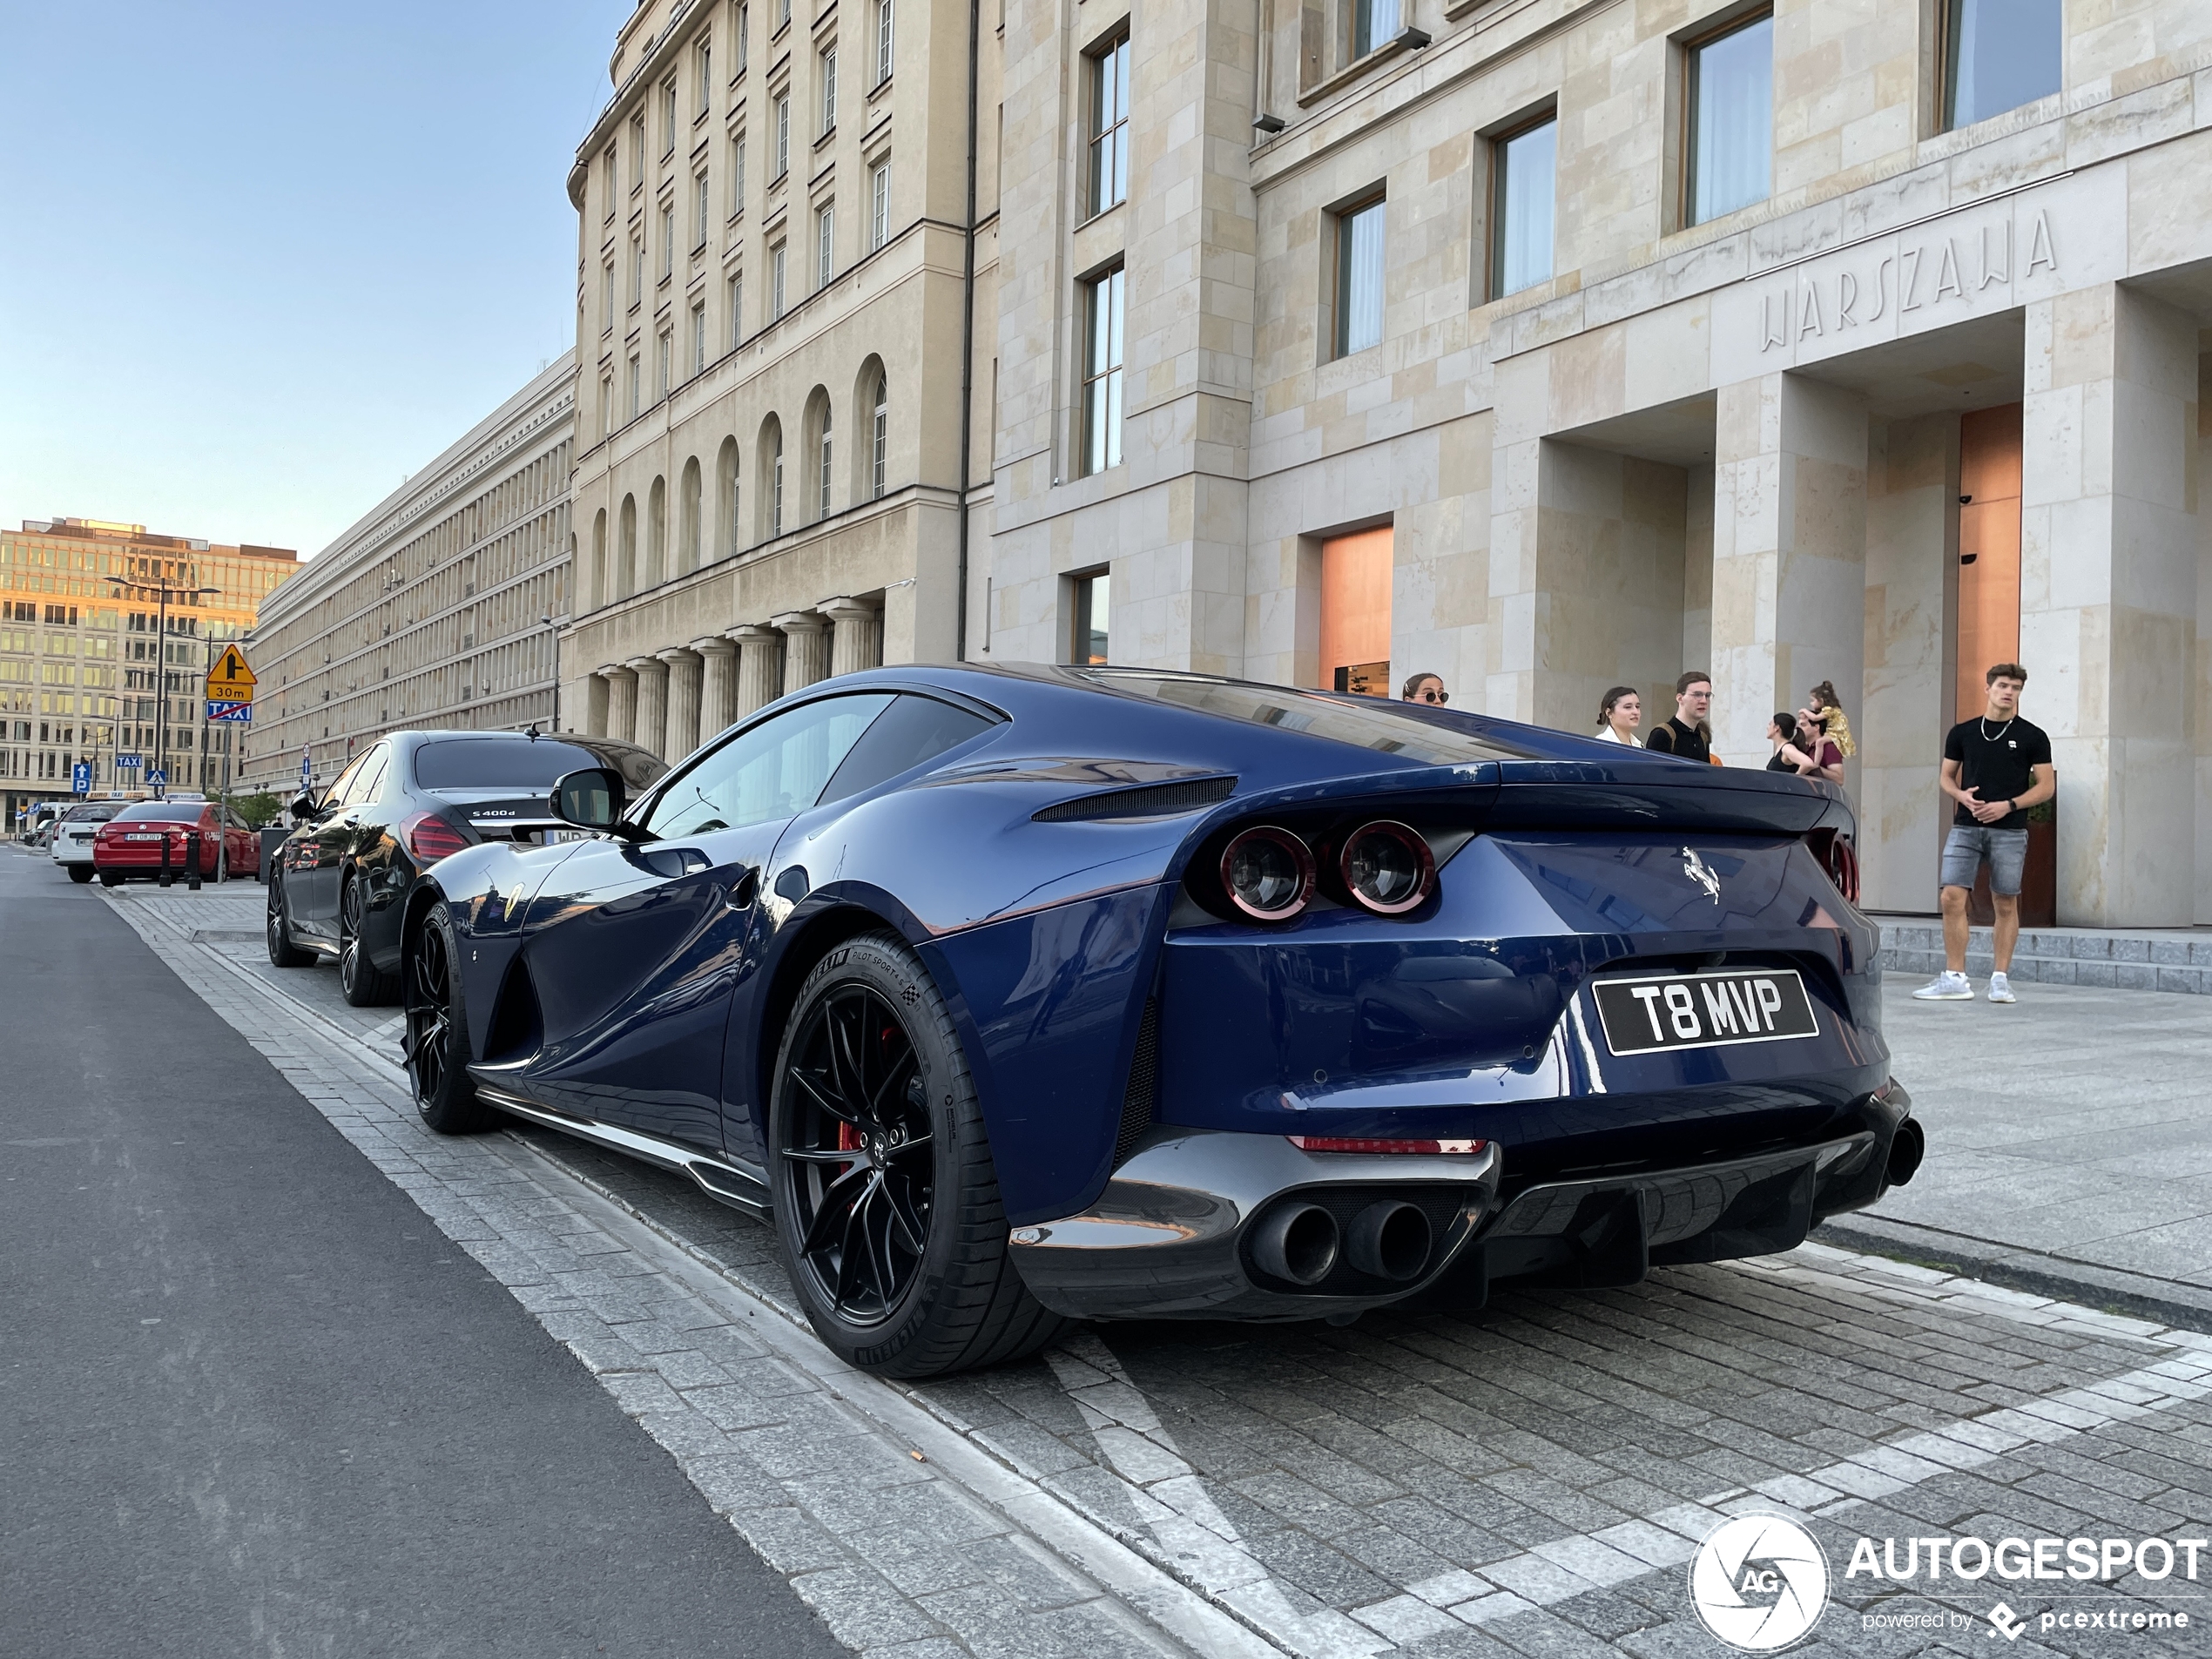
left=267, top=728, right=666, bottom=1005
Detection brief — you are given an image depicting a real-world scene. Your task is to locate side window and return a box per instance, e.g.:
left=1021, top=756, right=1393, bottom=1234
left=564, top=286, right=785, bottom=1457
left=817, top=695, right=995, bottom=806
left=644, top=693, right=895, bottom=837
left=320, top=752, right=370, bottom=806
left=352, top=746, right=391, bottom=807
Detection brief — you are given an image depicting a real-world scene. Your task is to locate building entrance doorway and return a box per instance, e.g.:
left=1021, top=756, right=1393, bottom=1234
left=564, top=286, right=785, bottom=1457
left=1956, top=404, right=2022, bottom=717
left=1318, top=527, right=1392, bottom=696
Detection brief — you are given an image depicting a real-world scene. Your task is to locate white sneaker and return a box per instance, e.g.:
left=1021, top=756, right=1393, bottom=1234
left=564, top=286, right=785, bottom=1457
left=1912, top=971, right=1973, bottom=1001
left=1987, top=972, right=2017, bottom=1004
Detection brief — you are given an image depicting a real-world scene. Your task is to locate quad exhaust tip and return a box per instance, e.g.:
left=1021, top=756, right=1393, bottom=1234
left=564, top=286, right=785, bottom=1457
left=1251, top=1202, right=1339, bottom=1285
left=1346, top=1200, right=1432, bottom=1282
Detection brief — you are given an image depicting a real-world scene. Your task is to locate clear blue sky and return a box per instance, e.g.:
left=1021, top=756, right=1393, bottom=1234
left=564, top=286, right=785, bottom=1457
left=0, top=1, right=626, bottom=561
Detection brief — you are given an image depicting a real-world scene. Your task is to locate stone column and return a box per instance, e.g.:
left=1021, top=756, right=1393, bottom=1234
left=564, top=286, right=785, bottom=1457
left=629, top=654, right=670, bottom=759
left=603, top=663, right=638, bottom=744
left=730, top=624, right=785, bottom=715
left=820, top=595, right=884, bottom=678
left=661, top=647, right=703, bottom=759
left=585, top=668, right=613, bottom=738
left=695, top=637, right=738, bottom=737
left=1709, top=372, right=1868, bottom=766
left=2021, top=284, right=2198, bottom=927
left=773, top=612, right=831, bottom=696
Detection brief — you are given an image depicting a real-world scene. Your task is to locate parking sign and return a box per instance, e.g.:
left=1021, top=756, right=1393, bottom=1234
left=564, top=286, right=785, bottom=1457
left=71, top=761, right=91, bottom=795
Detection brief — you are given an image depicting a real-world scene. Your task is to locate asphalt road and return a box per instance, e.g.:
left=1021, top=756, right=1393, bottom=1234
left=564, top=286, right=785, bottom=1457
left=0, top=851, right=845, bottom=1658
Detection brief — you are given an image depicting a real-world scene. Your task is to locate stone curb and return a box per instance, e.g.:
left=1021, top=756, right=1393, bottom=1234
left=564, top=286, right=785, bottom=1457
left=1814, top=1213, right=2212, bottom=1339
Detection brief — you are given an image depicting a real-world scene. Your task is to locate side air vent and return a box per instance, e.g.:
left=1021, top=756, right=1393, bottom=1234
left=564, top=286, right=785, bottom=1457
left=1112, top=998, right=1160, bottom=1167
left=482, top=958, right=544, bottom=1064
left=1035, top=776, right=1236, bottom=823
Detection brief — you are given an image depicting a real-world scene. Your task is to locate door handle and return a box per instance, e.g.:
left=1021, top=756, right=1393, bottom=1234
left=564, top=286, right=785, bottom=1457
left=726, top=867, right=760, bottom=910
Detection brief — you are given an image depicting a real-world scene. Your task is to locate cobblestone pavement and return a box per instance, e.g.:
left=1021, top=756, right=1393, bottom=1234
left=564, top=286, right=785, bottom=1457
left=84, top=868, right=2212, bottom=1657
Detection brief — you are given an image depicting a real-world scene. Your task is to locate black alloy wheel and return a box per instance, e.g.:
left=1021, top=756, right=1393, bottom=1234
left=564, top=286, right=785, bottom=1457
left=266, top=878, right=314, bottom=967
left=67, top=865, right=94, bottom=883
left=768, top=933, right=1064, bottom=1378
left=338, top=873, right=400, bottom=1007
left=404, top=900, right=492, bottom=1133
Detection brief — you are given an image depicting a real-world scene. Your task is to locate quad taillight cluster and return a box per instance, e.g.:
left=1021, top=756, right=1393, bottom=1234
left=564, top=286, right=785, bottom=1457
left=1218, top=820, right=1437, bottom=923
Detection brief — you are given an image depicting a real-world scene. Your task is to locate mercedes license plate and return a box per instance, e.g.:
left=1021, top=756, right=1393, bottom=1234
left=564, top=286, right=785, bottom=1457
left=1592, top=968, right=1818, bottom=1056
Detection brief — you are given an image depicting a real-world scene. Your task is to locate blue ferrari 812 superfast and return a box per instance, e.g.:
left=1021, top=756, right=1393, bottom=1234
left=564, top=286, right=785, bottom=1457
left=400, top=664, right=1920, bottom=1377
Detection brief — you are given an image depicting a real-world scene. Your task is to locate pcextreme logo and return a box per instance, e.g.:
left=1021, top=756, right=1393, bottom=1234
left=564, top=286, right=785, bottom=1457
left=1689, top=1514, right=1831, bottom=1651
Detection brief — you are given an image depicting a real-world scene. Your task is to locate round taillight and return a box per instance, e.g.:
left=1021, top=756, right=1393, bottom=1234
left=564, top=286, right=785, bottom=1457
left=1339, top=820, right=1435, bottom=915
left=1219, top=826, right=1315, bottom=922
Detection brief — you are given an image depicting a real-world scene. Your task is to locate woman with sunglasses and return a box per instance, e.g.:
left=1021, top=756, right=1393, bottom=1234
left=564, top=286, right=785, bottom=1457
left=1401, top=673, right=1448, bottom=705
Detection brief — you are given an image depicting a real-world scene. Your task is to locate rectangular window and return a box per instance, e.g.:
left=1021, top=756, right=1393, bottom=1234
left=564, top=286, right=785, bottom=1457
left=628, top=356, right=641, bottom=419
left=875, top=0, right=894, bottom=84
left=821, top=46, right=837, bottom=133
left=631, top=235, right=644, bottom=305
left=1080, top=265, right=1125, bottom=476
left=1333, top=196, right=1385, bottom=357
left=1087, top=35, right=1130, bottom=215
left=1352, top=0, right=1399, bottom=59
left=778, top=0, right=790, bottom=29
left=694, top=172, right=710, bottom=248
left=738, top=1, right=750, bottom=71
left=818, top=203, right=835, bottom=286
left=729, top=134, right=746, bottom=216
left=698, top=38, right=712, bottom=114
left=775, top=94, right=791, bottom=178
left=772, top=241, right=787, bottom=318
left=631, top=117, right=646, bottom=184
left=602, top=257, right=615, bottom=330
left=661, top=205, right=676, bottom=277
left=869, top=159, right=891, bottom=249
left=1069, top=570, right=1110, bottom=664
left=662, top=79, right=678, bottom=154
left=1686, top=12, right=1772, bottom=226
left=603, top=145, right=617, bottom=219
left=692, top=301, right=706, bottom=373
left=1945, top=0, right=2060, bottom=131
left=1491, top=116, right=1555, bottom=299
left=729, top=273, right=744, bottom=344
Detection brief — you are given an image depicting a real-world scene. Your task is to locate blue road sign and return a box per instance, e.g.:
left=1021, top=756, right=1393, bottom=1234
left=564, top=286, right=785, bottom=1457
left=118, top=753, right=142, bottom=771
left=71, top=762, right=91, bottom=795
left=207, top=700, right=253, bottom=724
left=300, top=747, right=313, bottom=788
left=146, top=769, right=166, bottom=787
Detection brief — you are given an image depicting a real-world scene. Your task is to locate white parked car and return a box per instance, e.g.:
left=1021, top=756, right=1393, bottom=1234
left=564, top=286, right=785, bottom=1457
left=51, top=802, right=125, bottom=881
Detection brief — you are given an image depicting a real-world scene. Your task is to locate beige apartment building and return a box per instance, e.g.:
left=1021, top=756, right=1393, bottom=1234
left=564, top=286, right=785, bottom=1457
left=562, top=0, right=999, bottom=759
left=0, top=517, right=296, bottom=826
left=242, top=357, right=575, bottom=792
left=979, top=0, right=2212, bottom=927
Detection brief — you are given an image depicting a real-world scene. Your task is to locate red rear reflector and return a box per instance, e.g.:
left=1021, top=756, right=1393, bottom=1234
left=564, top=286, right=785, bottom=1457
left=403, top=812, right=472, bottom=864
left=1287, top=1136, right=1487, bottom=1156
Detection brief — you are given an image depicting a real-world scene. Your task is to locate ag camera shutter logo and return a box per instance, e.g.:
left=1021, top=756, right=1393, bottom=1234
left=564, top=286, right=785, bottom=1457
left=1689, top=1514, right=1830, bottom=1651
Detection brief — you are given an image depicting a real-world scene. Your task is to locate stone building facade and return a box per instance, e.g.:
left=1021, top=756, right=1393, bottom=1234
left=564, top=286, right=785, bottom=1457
left=242, top=356, right=575, bottom=792
left=562, top=0, right=999, bottom=761
left=981, top=0, right=2212, bottom=927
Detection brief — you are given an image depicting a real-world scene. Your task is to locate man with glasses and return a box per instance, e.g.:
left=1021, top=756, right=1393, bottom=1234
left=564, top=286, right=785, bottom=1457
left=1401, top=673, right=1448, bottom=706
left=1644, top=671, right=1714, bottom=763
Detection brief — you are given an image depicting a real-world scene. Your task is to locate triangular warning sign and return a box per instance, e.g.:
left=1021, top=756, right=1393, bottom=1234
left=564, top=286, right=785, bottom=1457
left=205, top=644, right=257, bottom=697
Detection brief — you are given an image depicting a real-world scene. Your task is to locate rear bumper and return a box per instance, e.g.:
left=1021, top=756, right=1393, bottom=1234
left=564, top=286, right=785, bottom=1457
left=94, top=843, right=217, bottom=873
left=53, top=840, right=96, bottom=865
left=1009, top=1084, right=1916, bottom=1321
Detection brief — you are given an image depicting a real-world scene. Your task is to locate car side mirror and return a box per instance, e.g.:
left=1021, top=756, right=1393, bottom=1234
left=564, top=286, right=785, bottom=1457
left=288, top=790, right=318, bottom=822
left=551, top=767, right=627, bottom=832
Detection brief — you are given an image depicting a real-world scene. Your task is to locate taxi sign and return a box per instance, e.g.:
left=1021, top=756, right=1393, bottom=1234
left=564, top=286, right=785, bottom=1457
left=205, top=644, right=257, bottom=703
left=207, top=700, right=253, bottom=724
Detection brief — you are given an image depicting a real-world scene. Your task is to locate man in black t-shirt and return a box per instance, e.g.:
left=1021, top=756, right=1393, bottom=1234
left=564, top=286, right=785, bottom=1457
left=1644, top=671, right=1714, bottom=763
left=1912, top=663, right=2055, bottom=1006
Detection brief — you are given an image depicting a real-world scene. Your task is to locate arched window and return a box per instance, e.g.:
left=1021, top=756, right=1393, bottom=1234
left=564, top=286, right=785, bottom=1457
left=716, top=435, right=741, bottom=557
left=679, top=457, right=702, bottom=575
left=818, top=404, right=833, bottom=519
left=590, top=509, right=608, bottom=609
left=759, top=417, right=784, bottom=540
left=646, top=475, right=667, bottom=588
left=617, top=495, right=637, bottom=597
left=871, top=373, right=887, bottom=500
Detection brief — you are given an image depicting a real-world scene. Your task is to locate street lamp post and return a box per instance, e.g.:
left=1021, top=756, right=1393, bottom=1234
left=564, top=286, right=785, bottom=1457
left=111, top=576, right=219, bottom=799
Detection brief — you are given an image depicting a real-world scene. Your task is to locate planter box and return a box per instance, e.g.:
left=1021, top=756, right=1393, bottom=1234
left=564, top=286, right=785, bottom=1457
left=1967, top=819, right=2055, bottom=927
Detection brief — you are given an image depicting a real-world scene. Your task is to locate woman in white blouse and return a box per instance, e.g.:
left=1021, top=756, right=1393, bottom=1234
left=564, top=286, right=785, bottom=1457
left=1594, top=685, right=1642, bottom=746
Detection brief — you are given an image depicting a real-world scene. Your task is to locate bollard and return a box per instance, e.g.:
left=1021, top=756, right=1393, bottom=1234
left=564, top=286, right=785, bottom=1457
left=158, top=832, right=172, bottom=887
left=187, top=831, right=203, bottom=892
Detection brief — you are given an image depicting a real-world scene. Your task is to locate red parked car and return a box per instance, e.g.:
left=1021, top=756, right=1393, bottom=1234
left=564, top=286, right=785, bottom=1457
left=91, top=800, right=260, bottom=886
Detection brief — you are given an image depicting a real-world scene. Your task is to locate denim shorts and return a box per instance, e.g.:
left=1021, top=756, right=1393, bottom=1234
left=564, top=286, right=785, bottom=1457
left=1940, top=824, right=2030, bottom=895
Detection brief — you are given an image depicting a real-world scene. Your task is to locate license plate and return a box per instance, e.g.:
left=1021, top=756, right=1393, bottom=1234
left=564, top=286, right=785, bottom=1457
left=539, top=828, right=593, bottom=844
left=124, top=833, right=164, bottom=842
left=1591, top=968, right=1818, bottom=1056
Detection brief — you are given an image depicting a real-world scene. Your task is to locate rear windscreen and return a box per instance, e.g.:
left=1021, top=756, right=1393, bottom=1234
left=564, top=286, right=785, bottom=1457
left=61, top=805, right=122, bottom=823
left=111, top=804, right=206, bottom=824
left=1075, top=670, right=1542, bottom=766
left=413, top=738, right=604, bottom=790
